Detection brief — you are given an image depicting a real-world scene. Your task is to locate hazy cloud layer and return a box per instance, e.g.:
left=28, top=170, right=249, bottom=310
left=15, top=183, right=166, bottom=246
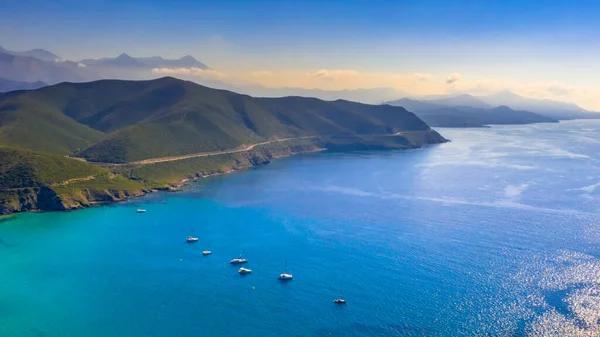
left=150, top=67, right=600, bottom=110
left=152, top=67, right=225, bottom=78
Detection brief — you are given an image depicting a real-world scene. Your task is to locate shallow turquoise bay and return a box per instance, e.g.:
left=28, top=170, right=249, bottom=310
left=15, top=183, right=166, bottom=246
left=2, top=121, right=600, bottom=336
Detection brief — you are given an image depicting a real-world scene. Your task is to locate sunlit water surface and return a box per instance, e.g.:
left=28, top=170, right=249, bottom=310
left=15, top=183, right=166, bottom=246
left=2, top=120, right=600, bottom=336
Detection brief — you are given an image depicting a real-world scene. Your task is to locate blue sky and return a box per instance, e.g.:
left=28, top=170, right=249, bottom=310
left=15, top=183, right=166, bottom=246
left=2, top=0, right=600, bottom=108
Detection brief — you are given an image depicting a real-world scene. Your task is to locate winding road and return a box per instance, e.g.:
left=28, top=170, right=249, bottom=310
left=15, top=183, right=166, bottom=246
left=75, top=132, right=409, bottom=167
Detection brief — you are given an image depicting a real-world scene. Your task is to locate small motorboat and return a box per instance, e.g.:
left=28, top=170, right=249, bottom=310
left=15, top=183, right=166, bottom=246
left=136, top=209, right=146, bottom=213
left=230, top=257, right=248, bottom=264
left=278, top=273, right=293, bottom=281
left=278, top=260, right=292, bottom=281
left=186, top=236, right=199, bottom=243
left=238, top=267, right=252, bottom=274
left=202, top=250, right=212, bottom=255
left=333, top=298, right=346, bottom=304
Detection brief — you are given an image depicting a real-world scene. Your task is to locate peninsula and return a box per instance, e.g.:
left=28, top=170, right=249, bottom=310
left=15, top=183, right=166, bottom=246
left=0, top=77, right=447, bottom=214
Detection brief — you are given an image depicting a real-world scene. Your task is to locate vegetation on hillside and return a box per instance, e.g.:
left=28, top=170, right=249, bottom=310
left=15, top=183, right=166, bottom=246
left=0, top=77, right=441, bottom=163
left=0, top=77, right=447, bottom=214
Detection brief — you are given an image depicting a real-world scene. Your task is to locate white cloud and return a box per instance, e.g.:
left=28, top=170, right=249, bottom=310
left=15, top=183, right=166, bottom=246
left=413, top=73, right=433, bottom=82
left=545, top=81, right=574, bottom=96
left=77, top=62, right=86, bottom=68
left=151, top=67, right=226, bottom=78
left=312, top=69, right=360, bottom=81
left=446, top=73, right=461, bottom=84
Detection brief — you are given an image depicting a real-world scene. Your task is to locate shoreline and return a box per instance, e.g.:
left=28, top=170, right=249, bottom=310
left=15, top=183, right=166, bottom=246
left=0, top=147, right=328, bottom=218
left=1, top=130, right=447, bottom=217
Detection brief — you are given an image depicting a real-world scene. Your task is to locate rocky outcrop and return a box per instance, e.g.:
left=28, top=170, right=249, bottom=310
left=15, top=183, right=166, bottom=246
left=0, top=186, right=147, bottom=215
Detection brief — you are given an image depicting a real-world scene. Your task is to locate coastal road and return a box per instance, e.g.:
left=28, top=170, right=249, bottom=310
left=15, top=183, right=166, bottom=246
left=75, top=132, right=410, bottom=167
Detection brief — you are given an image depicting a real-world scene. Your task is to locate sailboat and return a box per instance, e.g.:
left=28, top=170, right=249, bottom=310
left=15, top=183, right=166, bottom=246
left=238, top=267, right=252, bottom=274
left=278, top=260, right=293, bottom=281
left=333, top=286, right=346, bottom=304
left=230, top=250, right=248, bottom=264
left=186, top=222, right=198, bottom=243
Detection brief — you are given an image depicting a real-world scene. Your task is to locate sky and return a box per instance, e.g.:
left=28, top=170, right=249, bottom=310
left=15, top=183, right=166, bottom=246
left=2, top=0, right=600, bottom=109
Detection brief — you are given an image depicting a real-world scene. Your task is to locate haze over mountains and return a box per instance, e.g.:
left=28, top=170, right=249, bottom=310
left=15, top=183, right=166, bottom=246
left=0, top=45, right=209, bottom=90
left=0, top=44, right=597, bottom=124
left=385, top=92, right=599, bottom=127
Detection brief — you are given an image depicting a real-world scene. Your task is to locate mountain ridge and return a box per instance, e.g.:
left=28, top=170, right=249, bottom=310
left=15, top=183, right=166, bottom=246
left=0, top=77, right=446, bottom=163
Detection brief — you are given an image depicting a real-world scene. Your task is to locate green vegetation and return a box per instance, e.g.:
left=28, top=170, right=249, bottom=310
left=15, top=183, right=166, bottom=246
left=0, top=77, right=440, bottom=163
left=0, top=77, right=447, bottom=214
left=0, top=146, right=104, bottom=188
left=0, top=146, right=145, bottom=214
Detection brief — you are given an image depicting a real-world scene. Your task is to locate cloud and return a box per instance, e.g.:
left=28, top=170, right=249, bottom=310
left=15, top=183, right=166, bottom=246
left=152, top=67, right=226, bottom=78
left=413, top=73, right=433, bottom=82
left=312, top=69, right=360, bottom=81
left=545, top=81, right=574, bottom=96
left=77, top=62, right=86, bottom=68
left=156, top=66, right=600, bottom=110
left=446, top=73, right=461, bottom=84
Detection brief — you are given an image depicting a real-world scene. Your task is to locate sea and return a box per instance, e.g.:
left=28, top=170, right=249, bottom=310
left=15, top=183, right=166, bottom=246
left=2, top=120, right=600, bottom=337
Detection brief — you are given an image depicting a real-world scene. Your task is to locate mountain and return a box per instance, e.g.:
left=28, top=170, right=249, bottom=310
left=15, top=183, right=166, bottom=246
left=80, top=53, right=146, bottom=68
left=0, top=45, right=62, bottom=62
left=423, top=94, right=492, bottom=109
left=385, top=98, right=447, bottom=113
left=415, top=105, right=557, bottom=127
left=0, top=77, right=47, bottom=92
left=244, top=85, right=405, bottom=105
left=386, top=98, right=557, bottom=127
left=137, top=55, right=209, bottom=69
left=0, top=77, right=445, bottom=163
left=81, top=54, right=209, bottom=69
left=0, top=50, right=84, bottom=84
left=478, top=91, right=597, bottom=120
left=0, top=77, right=446, bottom=214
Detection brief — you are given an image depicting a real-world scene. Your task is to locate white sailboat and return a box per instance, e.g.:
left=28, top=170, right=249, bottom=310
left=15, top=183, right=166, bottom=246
left=238, top=267, right=252, bottom=274
left=230, top=250, right=248, bottom=264
left=186, top=236, right=199, bottom=243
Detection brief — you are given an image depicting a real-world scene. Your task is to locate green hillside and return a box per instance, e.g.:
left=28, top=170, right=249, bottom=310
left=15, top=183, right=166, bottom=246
left=0, top=77, right=448, bottom=214
left=0, top=77, right=442, bottom=163
left=0, top=95, right=104, bottom=154
left=0, top=146, right=145, bottom=214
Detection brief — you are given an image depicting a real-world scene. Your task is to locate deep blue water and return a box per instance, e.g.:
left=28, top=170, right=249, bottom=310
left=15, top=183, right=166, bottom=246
left=2, top=120, right=600, bottom=336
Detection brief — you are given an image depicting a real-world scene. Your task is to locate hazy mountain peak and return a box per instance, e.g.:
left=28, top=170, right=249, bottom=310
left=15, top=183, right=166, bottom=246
left=180, top=55, right=196, bottom=61
left=116, top=53, right=134, bottom=60
left=490, top=90, right=521, bottom=99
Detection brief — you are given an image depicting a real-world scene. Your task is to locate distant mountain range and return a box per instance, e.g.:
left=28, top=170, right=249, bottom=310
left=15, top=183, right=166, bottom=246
left=386, top=92, right=598, bottom=127
left=386, top=98, right=557, bottom=127
left=0, top=45, right=62, bottom=62
left=0, top=77, right=47, bottom=92
left=244, top=86, right=405, bottom=105
left=79, top=53, right=208, bottom=69
left=0, top=45, right=209, bottom=87
left=0, top=45, right=597, bottom=123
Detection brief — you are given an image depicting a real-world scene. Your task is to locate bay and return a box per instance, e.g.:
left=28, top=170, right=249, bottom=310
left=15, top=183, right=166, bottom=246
left=2, top=120, right=600, bottom=336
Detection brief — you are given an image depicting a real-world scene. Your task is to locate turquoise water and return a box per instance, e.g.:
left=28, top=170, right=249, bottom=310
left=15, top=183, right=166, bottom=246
left=2, top=120, right=600, bottom=336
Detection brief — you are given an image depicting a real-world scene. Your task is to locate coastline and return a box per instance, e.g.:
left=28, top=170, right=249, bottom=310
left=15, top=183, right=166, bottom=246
left=0, top=131, right=447, bottom=216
